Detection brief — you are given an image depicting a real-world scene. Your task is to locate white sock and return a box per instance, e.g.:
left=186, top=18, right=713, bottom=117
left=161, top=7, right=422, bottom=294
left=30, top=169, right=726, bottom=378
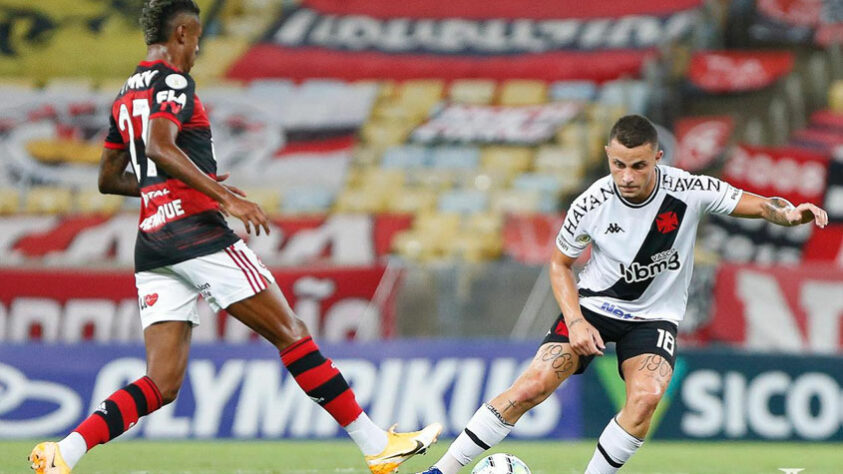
left=57, top=432, right=87, bottom=469
left=435, top=404, right=513, bottom=474
left=585, top=417, right=643, bottom=474
left=344, top=412, right=388, bottom=456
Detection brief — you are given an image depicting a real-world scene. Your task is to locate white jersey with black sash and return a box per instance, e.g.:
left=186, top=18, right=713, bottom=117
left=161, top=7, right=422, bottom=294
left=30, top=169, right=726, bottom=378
left=555, top=165, right=742, bottom=324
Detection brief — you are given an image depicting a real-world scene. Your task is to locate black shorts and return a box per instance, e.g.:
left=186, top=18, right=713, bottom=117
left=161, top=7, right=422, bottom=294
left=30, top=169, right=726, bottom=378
left=541, top=306, right=677, bottom=378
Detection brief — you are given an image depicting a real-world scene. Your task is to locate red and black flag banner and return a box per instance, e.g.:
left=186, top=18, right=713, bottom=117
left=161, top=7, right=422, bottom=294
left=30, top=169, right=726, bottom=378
left=227, top=0, right=703, bottom=81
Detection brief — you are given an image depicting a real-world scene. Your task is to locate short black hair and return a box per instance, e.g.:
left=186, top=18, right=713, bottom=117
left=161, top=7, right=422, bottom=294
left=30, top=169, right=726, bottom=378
left=140, top=0, right=200, bottom=45
left=608, top=114, right=658, bottom=149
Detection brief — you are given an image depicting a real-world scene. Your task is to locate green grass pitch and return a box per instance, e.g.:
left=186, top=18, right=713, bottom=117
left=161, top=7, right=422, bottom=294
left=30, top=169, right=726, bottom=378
left=2, top=439, right=840, bottom=473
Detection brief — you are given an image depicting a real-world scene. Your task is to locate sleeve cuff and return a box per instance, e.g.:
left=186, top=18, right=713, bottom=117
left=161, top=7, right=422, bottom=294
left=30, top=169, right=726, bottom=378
left=104, top=141, right=126, bottom=150
left=556, top=234, right=584, bottom=258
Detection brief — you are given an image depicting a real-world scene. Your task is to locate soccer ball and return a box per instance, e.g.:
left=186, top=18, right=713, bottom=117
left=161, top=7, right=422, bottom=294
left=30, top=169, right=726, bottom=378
left=471, top=453, right=531, bottom=474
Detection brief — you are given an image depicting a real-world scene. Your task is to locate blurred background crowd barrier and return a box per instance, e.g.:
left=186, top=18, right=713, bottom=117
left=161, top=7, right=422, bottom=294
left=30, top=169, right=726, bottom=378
left=0, top=0, right=841, bottom=442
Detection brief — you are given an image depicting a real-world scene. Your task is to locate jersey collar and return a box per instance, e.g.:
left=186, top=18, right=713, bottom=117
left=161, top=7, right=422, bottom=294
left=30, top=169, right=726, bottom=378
left=613, top=166, right=661, bottom=209
left=139, top=59, right=183, bottom=72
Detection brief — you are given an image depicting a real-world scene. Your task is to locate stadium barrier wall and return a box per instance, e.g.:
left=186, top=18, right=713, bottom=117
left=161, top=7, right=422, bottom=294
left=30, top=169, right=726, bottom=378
left=0, top=341, right=582, bottom=440
left=582, top=349, right=843, bottom=441
left=2, top=342, right=842, bottom=441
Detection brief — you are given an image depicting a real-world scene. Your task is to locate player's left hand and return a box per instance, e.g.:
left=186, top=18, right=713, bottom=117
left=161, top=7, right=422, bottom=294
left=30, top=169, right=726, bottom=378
left=215, top=173, right=247, bottom=198
left=785, top=203, right=828, bottom=228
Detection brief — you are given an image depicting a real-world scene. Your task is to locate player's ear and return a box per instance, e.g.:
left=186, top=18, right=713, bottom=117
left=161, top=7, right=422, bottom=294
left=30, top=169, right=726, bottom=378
left=174, top=23, right=187, bottom=44
left=654, top=149, right=663, bottom=163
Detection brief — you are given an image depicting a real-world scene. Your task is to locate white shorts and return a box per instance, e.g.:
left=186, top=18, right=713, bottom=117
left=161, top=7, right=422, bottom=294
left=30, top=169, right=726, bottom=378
left=135, top=240, right=276, bottom=329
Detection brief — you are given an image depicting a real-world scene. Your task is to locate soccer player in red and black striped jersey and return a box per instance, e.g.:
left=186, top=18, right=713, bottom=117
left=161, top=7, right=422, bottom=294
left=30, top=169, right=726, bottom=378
left=28, top=2, right=440, bottom=473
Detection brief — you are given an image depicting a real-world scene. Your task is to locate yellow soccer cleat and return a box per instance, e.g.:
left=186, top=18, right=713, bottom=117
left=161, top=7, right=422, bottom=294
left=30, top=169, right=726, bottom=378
left=29, top=442, right=71, bottom=474
left=366, top=423, right=443, bottom=474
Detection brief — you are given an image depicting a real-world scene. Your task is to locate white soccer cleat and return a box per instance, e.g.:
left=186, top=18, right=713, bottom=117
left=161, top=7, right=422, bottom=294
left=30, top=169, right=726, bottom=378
left=366, top=423, right=443, bottom=474
left=29, top=442, right=71, bottom=474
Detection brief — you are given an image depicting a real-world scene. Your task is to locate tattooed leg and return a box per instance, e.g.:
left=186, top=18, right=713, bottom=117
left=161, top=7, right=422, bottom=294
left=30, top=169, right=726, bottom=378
left=616, top=353, right=674, bottom=439
left=488, top=343, right=579, bottom=424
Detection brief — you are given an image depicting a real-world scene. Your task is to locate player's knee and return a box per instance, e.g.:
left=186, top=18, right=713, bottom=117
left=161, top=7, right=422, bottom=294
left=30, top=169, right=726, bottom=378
left=627, top=388, right=664, bottom=421
left=272, top=317, right=311, bottom=350
left=512, top=374, right=554, bottom=408
left=149, top=376, right=182, bottom=405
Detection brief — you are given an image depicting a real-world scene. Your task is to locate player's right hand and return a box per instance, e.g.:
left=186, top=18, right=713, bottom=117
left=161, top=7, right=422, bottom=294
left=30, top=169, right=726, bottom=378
left=567, top=318, right=605, bottom=356
left=220, top=195, right=270, bottom=236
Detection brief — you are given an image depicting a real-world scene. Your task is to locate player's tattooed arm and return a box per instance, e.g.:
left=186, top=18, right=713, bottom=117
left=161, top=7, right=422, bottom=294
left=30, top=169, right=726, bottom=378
left=98, top=148, right=139, bottom=197
left=761, top=197, right=828, bottom=228
left=731, top=192, right=828, bottom=228
left=760, top=197, right=796, bottom=226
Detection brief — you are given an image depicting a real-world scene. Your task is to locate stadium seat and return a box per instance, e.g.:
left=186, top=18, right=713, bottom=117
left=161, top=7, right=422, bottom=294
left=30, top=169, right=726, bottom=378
left=360, top=168, right=406, bottom=190
left=0, top=188, right=20, bottom=214
left=534, top=146, right=586, bottom=174
left=74, top=190, right=124, bottom=215
left=351, top=146, right=383, bottom=167
left=361, top=120, right=412, bottom=147
left=334, top=188, right=385, bottom=213
left=465, top=212, right=503, bottom=235
left=512, top=173, right=564, bottom=196
left=599, top=79, right=650, bottom=115
left=407, top=169, right=459, bottom=190
left=371, top=100, right=418, bottom=122
left=829, top=80, right=843, bottom=113
left=387, top=188, right=438, bottom=214
left=449, top=79, right=497, bottom=105
left=550, top=80, right=598, bottom=102
left=458, top=171, right=511, bottom=192
left=430, top=146, right=481, bottom=170
left=438, top=190, right=489, bottom=214
left=26, top=139, right=101, bottom=165
left=481, top=146, right=534, bottom=176
left=491, top=189, right=542, bottom=214
left=25, top=187, right=73, bottom=215
left=414, top=212, right=461, bottom=240
left=281, top=187, right=335, bottom=215
left=398, top=80, right=445, bottom=108
left=382, top=145, right=430, bottom=169
left=499, top=80, right=547, bottom=106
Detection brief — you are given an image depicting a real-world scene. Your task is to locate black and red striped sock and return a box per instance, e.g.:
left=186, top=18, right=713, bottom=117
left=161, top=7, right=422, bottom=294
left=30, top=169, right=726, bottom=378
left=281, top=336, right=363, bottom=427
left=73, top=376, right=164, bottom=450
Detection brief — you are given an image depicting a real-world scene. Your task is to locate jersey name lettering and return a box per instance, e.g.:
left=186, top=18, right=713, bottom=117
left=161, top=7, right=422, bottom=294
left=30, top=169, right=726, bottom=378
left=139, top=199, right=186, bottom=231
left=563, top=184, right=615, bottom=236
left=121, top=70, right=159, bottom=93
left=662, top=175, right=721, bottom=193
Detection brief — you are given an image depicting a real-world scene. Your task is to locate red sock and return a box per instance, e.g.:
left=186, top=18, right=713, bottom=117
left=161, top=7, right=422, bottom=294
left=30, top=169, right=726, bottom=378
left=281, top=336, right=363, bottom=427
left=74, top=376, right=163, bottom=450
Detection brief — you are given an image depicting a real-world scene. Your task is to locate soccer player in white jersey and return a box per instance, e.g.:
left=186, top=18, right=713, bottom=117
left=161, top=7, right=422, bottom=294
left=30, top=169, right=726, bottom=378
left=419, top=115, right=828, bottom=474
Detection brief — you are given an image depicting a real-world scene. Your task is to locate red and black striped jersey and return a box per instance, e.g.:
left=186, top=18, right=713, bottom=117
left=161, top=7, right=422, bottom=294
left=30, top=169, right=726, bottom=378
left=105, top=60, right=238, bottom=272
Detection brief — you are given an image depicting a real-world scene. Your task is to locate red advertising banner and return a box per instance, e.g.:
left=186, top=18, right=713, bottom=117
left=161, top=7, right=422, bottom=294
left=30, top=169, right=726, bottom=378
left=674, top=116, right=734, bottom=172
left=706, top=263, right=843, bottom=353
left=688, top=51, right=794, bottom=93
left=0, top=214, right=413, bottom=267
left=803, top=224, right=843, bottom=265
left=227, top=0, right=701, bottom=81
left=0, top=266, right=399, bottom=343
left=723, top=145, right=828, bottom=206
